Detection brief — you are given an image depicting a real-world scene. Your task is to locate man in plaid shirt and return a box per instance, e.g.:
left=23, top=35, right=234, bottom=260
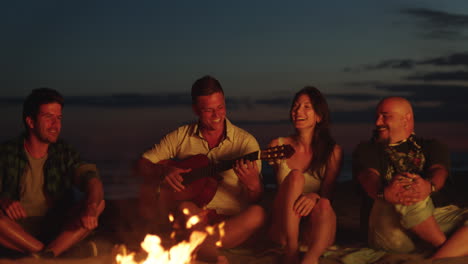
left=0, top=88, right=105, bottom=257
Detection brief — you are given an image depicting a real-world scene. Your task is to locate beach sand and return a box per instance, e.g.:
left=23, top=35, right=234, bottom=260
left=1, top=171, right=467, bottom=264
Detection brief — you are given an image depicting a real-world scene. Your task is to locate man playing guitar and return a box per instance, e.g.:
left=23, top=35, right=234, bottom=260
left=135, top=75, right=265, bottom=263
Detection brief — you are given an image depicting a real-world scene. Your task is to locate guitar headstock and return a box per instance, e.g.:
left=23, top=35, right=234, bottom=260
left=260, top=144, right=295, bottom=161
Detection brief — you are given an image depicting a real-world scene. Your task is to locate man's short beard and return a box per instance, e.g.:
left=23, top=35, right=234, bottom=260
left=39, top=136, right=55, bottom=144
left=36, top=131, right=58, bottom=144
left=372, top=129, right=389, bottom=144
left=376, top=136, right=389, bottom=144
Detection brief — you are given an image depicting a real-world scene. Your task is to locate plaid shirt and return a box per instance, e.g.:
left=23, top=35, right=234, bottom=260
left=0, top=134, right=99, bottom=204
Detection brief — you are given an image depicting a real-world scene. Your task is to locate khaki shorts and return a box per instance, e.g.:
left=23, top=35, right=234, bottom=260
left=395, top=197, right=434, bottom=229
left=369, top=199, right=468, bottom=253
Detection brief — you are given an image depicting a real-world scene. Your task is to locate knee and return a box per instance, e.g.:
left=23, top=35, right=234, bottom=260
left=310, top=198, right=335, bottom=219
left=317, top=197, right=332, bottom=209
left=283, top=169, right=305, bottom=188
left=245, top=205, right=266, bottom=229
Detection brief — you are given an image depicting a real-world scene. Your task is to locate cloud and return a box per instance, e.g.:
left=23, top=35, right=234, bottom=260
left=344, top=58, right=418, bottom=72
left=400, top=8, right=468, bottom=40
left=345, top=52, right=468, bottom=75
left=343, top=59, right=416, bottom=73
left=341, top=50, right=468, bottom=123
left=316, top=83, right=468, bottom=123
left=405, top=70, right=468, bottom=81
left=419, top=52, right=468, bottom=67
left=375, top=84, right=468, bottom=102
left=373, top=84, right=468, bottom=122
left=331, top=83, right=468, bottom=107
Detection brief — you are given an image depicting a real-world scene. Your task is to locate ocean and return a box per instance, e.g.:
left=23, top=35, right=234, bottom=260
left=2, top=105, right=467, bottom=200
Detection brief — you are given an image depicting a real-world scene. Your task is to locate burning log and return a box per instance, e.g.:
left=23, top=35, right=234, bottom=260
left=115, top=209, right=225, bottom=264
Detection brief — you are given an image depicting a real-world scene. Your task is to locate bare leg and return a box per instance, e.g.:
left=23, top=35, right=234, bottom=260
left=47, top=200, right=105, bottom=256
left=138, top=183, right=161, bottom=222
left=0, top=212, right=44, bottom=253
left=410, top=215, right=446, bottom=248
left=301, top=198, right=336, bottom=264
left=157, top=187, right=179, bottom=232
left=431, top=226, right=468, bottom=259
left=269, top=186, right=287, bottom=245
left=218, top=205, right=265, bottom=248
left=136, top=160, right=174, bottom=233
left=269, top=170, right=304, bottom=263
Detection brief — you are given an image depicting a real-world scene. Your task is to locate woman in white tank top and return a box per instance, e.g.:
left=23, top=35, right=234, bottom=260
left=268, top=87, right=343, bottom=264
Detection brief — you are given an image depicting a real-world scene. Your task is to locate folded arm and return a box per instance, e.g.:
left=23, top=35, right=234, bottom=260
left=80, top=177, right=104, bottom=229
left=74, top=164, right=104, bottom=229
left=0, top=197, right=27, bottom=220
left=396, top=164, right=448, bottom=205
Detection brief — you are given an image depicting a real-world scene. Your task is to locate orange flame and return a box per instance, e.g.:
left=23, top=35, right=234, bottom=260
left=115, top=213, right=225, bottom=264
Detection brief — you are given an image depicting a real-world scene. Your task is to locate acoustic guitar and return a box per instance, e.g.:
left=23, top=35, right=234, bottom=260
left=159, top=144, right=295, bottom=207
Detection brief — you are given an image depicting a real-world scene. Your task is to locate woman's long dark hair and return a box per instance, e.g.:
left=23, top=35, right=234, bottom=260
left=291, top=86, right=336, bottom=172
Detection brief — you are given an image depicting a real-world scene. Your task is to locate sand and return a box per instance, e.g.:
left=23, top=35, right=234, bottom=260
left=1, top=171, right=467, bottom=264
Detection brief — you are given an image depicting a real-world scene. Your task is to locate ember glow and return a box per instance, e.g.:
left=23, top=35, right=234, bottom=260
left=115, top=231, right=207, bottom=264
left=115, top=213, right=225, bottom=264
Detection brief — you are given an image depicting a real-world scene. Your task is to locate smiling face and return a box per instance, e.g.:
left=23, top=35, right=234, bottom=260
left=26, top=102, right=62, bottom=144
left=291, top=93, right=321, bottom=130
left=374, top=97, right=413, bottom=144
left=192, top=92, right=226, bottom=132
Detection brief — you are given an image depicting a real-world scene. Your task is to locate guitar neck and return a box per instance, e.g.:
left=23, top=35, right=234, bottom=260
left=182, top=144, right=294, bottom=184
left=214, top=144, right=295, bottom=173
left=182, top=151, right=259, bottom=184
left=215, top=151, right=260, bottom=172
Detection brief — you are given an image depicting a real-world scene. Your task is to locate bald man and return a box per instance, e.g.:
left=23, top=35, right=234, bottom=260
left=353, top=97, right=468, bottom=259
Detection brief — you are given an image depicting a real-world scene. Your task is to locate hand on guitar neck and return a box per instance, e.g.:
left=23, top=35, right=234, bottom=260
left=156, top=144, right=295, bottom=207
left=233, top=158, right=261, bottom=194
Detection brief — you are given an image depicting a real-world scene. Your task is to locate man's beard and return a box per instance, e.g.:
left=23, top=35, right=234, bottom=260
left=372, top=128, right=389, bottom=144
left=36, top=130, right=59, bottom=144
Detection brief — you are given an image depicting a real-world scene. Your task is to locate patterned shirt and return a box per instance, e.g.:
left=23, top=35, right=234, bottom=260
left=353, top=135, right=449, bottom=186
left=0, top=134, right=100, bottom=206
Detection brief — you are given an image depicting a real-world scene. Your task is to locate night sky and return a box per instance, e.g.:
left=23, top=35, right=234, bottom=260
left=2, top=1, right=468, bottom=155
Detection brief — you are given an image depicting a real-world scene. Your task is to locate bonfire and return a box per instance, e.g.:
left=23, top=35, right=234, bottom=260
left=115, top=209, right=224, bottom=264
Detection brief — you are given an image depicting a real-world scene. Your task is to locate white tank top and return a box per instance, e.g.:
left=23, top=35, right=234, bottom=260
left=275, top=137, right=325, bottom=194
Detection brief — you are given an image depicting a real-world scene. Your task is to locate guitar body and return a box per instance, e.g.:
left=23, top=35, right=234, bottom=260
left=157, top=144, right=295, bottom=208
left=159, top=155, right=218, bottom=207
